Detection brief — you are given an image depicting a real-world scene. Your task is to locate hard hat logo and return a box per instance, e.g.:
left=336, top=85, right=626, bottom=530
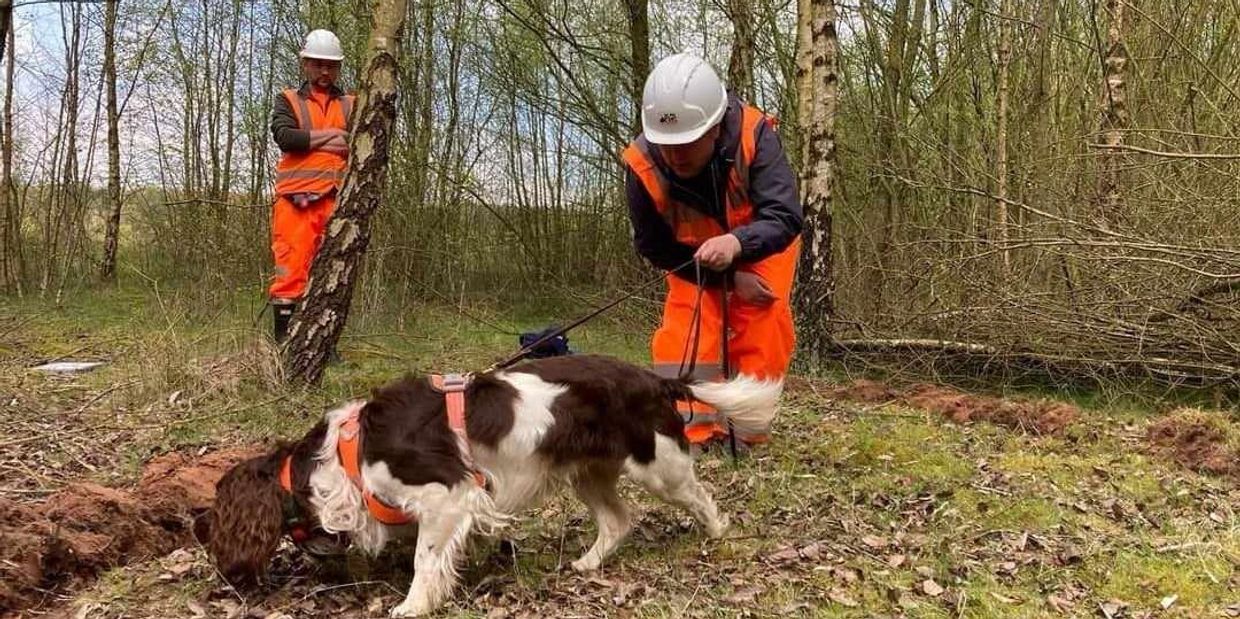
left=640, top=53, right=727, bottom=145
left=299, top=29, right=345, bottom=62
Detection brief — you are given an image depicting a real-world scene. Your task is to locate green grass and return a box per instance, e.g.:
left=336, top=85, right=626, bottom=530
left=3, top=282, right=1238, bottom=618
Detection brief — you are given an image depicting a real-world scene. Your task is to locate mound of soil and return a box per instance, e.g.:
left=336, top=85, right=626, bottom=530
left=1147, top=411, right=1238, bottom=479
left=901, top=384, right=1079, bottom=435
left=0, top=447, right=260, bottom=615
left=790, top=377, right=1079, bottom=434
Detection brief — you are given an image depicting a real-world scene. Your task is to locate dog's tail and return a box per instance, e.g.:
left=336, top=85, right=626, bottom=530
left=660, top=375, right=784, bottom=439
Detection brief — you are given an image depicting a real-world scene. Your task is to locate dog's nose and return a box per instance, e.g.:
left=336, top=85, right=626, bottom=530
left=299, top=531, right=349, bottom=557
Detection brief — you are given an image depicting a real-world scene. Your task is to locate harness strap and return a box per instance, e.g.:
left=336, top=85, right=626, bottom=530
left=278, top=382, right=490, bottom=533
left=430, top=374, right=487, bottom=488
left=279, top=455, right=294, bottom=492
left=335, top=405, right=413, bottom=525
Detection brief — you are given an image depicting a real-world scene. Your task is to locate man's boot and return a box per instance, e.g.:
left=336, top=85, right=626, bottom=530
left=272, top=301, right=296, bottom=344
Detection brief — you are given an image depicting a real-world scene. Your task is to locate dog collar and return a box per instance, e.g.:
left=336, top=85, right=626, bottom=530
left=278, top=454, right=346, bottom=555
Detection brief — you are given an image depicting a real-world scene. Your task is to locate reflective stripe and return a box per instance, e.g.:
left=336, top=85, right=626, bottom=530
left=651, top=363, right=723, bottom=381
left=275, top=169, right=345, bottom=182
left=297, top=96, right=314, bottom=130
left=284, top=89, right=314, bottom=131
left=631, top=139, right=672, bottom=201
left=340, top=95, right=353, bottom=131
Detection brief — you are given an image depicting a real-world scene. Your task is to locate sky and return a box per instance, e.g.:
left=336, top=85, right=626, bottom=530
left=3, top=0, right=816, bottom=199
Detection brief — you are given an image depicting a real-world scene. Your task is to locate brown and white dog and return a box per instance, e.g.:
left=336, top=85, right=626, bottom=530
left=206, top=354, right=780, bottom=617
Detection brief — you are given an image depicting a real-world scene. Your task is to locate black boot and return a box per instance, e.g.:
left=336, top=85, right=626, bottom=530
left=272, top=302, right=295, bottom=344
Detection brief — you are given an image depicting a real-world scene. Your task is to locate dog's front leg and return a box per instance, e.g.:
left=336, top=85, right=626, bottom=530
left=389, top=507, right=473, bottom=618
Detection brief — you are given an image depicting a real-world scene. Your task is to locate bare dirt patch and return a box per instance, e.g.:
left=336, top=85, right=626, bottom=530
left=788, top=377, right=1079, bottom=434
left=0, top=447, right=259, bottom=615
left=1146, top=409, right=1239, bottom=479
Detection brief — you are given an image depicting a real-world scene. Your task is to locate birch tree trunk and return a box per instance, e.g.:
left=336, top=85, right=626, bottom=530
left=994, top=0, right=1011, bottom=273
left=0, top=14, right=15, bottom=293
left=100, top=0, right=123, bottom=282
left=795, top=0, right=812, bottom=173
left=1096, top=0, right=1127, bottom=226
left=285, top=0, right=411, bottom=385
left=793, top=0, right=838, bottom=364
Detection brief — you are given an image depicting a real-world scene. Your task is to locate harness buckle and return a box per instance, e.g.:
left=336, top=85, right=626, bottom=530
left=430, top=373, right=471, bottom=393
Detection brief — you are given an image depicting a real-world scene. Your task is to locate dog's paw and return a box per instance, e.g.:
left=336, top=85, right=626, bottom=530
left=389, top=599, right=433, bottom=618
left=571, top=555, right=601, bottom=573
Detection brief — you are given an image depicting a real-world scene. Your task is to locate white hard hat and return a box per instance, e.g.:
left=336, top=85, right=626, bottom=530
left=641, top=53, right=728, bottom=145
left=299, top=29, right=344, bottom=61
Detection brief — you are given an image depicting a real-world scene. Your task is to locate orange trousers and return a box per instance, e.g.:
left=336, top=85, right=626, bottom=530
left=652, top=239, right=800, bottom=444
left=269, top=194, right=337, bottom=301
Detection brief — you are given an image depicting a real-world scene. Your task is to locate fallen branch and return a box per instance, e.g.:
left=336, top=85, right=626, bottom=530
left=1177, top=278, right=1240, bottom=312
left=1088, top=142, right=1240, bottom=159
left=829, top=338, right=1240, bottom=384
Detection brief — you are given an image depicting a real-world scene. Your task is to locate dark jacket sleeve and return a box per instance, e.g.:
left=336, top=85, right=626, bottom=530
left=730, top=120, right=804, bottom=262
left=626, top=170, right=728, bottom=286
left=271, top=93, right=311, bottom=153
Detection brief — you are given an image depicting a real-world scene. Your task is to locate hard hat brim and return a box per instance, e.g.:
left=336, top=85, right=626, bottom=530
left=299, top=51, right=345, bottom=61
left=641, top=85, right=728, bottom=146
left=643, top=124, right=711, bottom=146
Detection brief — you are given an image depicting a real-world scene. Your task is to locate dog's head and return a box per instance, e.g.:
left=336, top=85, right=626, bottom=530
left=206, top=452, right=286, bottom=585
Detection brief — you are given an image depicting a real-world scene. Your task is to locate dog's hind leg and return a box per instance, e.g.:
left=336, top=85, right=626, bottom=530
left=570, top=462, right=631, bottom=572
left=388, top=484, right=475, bottom=618
left=625, top=434, right=729, bottom=539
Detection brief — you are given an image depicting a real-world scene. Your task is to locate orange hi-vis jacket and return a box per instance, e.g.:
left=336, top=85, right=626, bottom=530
left=622, top=103, right=800, bottom=445
left=274, top=88, right=354, bottom=197
left=269, top=87, right=354, bottom=301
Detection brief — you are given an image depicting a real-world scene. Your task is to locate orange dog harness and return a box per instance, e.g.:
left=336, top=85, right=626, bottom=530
left=279, top=375, right=486, bottom=528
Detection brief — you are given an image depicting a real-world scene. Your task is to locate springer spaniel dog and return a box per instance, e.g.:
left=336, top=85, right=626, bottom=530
left=206, top=354, right=780, bottom=617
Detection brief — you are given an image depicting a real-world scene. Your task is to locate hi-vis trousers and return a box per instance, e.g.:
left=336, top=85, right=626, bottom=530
left=651, top=240, right=800, bottom=445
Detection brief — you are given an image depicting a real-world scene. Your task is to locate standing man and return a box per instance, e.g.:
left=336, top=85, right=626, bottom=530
left=622, top=53, right=803, bottom=451
left=268, top=29, right=353, bottom=342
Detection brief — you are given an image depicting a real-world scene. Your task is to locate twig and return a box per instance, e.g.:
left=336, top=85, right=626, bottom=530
left=0, top=314, right=35, bottom=340
left=44, top=338, right=117, bottom=364
left=678, top=582, right=704, bottom=617
left=156, top=198, right=268, bottom=209
left=0, top=486, right=56, bottom=496
left=0, top=394, right=290, bottom=449
left=1088, top=142, right=1240, bottom=159
left=66, top=381, right=135, bottom=417
left=297, top=580, right=404, bottom=603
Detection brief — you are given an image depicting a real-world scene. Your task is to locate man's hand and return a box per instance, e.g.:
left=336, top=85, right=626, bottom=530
left=694, top=234, right=742, bottom=271
left=733, top=271, right=776, bottom=306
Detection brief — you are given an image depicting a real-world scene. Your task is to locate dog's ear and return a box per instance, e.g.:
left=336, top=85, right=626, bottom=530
left=206, top=455, right=285, bottom=586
